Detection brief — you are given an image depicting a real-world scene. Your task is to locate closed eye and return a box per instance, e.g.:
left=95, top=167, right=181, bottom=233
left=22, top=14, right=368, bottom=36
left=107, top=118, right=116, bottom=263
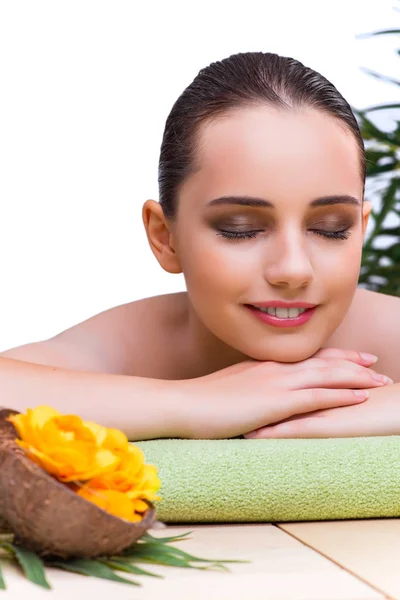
left=311, top=229, right=351, bottom=240
left=216, top=230, right=261, bottom=240
left=216, top=228, right=351, bottom=241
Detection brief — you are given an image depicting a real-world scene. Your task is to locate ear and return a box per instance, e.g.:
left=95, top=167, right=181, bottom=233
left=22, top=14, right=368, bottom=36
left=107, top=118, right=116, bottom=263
left=362, top=200, right=372, bottom=239
left=142, top=200, right=183, bottom=274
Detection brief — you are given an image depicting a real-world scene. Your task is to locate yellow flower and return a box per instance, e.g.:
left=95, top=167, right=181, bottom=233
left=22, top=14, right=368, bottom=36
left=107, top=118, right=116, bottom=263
left=76, top=445, right=161, bottom=521
left=8, top=406, right=160, bottom=522
left=7, top=406, right=120, bottom=482
left=76, top=488, right=147, bottom=523
left=102, top=427, right=130, bottom=453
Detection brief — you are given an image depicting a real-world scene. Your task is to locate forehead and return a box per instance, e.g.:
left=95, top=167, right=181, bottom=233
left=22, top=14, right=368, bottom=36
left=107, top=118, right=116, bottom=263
left=180, top=105, right=362, bottom=206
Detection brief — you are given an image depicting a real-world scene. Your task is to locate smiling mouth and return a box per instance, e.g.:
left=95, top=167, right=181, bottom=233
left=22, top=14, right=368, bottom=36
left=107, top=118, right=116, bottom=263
left=244, top=304, right=318, bottom=327
left=249, top=306, right=308, bottom=318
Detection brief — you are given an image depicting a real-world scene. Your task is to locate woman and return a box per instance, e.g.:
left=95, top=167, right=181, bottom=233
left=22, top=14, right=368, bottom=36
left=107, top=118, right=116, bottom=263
left=2, top=52, right=400, bottom=440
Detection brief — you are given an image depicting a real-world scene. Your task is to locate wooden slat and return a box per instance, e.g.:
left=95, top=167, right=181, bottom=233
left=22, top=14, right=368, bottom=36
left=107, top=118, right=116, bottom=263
left=0, top=524, right=384, bottom=599
left=279, top=520, right=400, bottom=600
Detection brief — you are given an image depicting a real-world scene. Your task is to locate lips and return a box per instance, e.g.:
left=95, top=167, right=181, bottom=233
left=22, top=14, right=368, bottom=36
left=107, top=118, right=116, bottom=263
left=245, top=304, right=317, bottom=328
left=251, top=306, right=307, bottom=318
left=246, top=302, right=317, bottom=309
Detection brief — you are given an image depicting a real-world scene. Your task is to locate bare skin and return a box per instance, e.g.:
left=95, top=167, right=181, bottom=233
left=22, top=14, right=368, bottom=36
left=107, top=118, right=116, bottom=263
left=43, top=286, right=399, bottom=383
left=1, top=104, right=399, bottom=439
left=3, top=106, right=399, bottom=383
left=2, top=285, right=398, bottom=440
left=38, top=101, right=398, bottom=385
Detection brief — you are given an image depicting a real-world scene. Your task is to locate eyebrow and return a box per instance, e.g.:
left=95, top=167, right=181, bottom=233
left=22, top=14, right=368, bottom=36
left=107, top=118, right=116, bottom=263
left=206, top=195, right=361, bottom=208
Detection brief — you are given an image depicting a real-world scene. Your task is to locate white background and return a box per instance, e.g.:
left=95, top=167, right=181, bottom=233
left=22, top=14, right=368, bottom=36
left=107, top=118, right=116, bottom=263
left=1, top=0, right=399, bottom=350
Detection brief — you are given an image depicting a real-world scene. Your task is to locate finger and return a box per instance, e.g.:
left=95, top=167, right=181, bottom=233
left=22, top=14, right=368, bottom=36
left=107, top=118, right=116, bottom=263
left=244, top=416, right=333, bottom=439
left=245, top=399, right=369, bottom=439
left=263, top=386, right=370, bottom=426
left=245, top=411, right=331, bottom=437
left=245, top=418, right=319, bottom=438
left=279, top=358, right=377, bottom=375
left=276, top=386, right=372, bottom=421
left=313, top=347, right=378, bottom=367
left=286, top=366, right=391, bottom=392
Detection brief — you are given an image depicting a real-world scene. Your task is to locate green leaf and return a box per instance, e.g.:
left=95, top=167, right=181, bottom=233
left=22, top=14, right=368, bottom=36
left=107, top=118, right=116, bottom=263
left=121, top=531, right=193, bottom=556
left=360, top=68, right=400, bottom=87
left=363, top=178, right=399, bottom=250
left=101, top=558, right=163, bottom=579
left=0, top=543, right=13, bottom=556
left=137, top=544, right=213, bottom=564
left=0, top=529, right=248, bottom=591
left=140, top=531, right=193, bottom=545
left=125, top=533, right=248, bottom=572
left=130, top=552, right=214, bottom=570
left=366, top=160, right=397, bottom=177
left=0, top=543, right=51, bottom=590
left=0, top=561, right=6, bottom=590
left=361, top=28, right=400, bottom=37
left=48, top=558, right=138, bottom=586
left=126, top=543, right=232, bottom=571
left=145, top=542, right=242, bottom=566
left=366, top=150, right=396, bottom=162
left=0, top=535, right=13, bottom=544
left=126, top=543, right=211, bottom=568
left=362, top=102, right=400, bottom=113
left=358, top=114, right=397, bottom=144
left=373, top=226, right=400, bottom=237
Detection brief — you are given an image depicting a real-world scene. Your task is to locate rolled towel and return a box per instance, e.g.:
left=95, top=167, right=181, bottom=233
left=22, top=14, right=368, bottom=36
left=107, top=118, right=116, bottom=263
left=135, top=437, right=400, bottom=522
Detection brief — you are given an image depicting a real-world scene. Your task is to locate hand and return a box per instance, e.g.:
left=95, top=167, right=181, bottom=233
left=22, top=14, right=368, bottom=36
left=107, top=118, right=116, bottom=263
left=177, top=347, right=392, bottom=439
left=244, top=382, right=400, bottom=439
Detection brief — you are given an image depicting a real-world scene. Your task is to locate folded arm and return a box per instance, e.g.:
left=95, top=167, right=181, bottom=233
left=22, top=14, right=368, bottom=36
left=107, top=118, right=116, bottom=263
left=245, top=382, right=400, bottom=439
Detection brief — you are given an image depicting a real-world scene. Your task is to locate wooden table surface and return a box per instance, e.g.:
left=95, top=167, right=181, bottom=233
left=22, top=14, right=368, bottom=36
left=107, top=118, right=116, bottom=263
left=1, top=520, right=399, bottom=599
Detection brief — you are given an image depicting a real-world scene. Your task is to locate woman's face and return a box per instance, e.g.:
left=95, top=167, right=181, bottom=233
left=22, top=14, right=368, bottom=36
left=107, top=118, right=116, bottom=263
left=171, top=106, right=371, bottom=362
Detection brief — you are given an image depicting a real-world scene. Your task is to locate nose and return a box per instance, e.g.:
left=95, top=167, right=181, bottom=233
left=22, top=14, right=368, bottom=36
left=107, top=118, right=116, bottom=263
left=264, top=228, right=314, bottom=290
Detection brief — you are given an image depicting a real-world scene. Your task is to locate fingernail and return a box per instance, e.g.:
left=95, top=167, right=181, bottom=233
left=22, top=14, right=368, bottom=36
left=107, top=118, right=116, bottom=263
left=360, top=353, right=378, bottom=364
left=372, top=373, right=393, bottom=384
left=353, top=389, right=369, bottom=400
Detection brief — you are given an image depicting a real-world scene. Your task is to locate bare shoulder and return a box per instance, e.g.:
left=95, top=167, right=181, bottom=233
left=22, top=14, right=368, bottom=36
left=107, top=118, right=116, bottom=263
left=343, top=287, right=400, bottom=319
left=50, top=292, right=189, bottom=377
left=327, top=287, right=400, bottom=381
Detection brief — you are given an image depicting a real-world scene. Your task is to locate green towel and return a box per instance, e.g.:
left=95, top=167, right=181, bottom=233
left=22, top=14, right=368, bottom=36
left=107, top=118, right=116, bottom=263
left=135, top=437, right=400, bottom=522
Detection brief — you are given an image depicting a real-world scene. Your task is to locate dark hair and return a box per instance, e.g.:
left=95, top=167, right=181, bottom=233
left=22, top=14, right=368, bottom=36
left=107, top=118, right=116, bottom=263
left=158, top=51, right=365, bottom=220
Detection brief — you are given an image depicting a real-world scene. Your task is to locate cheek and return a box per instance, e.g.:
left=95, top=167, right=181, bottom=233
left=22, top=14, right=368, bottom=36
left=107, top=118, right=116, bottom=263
left=315, top=236, right=362, bottom=317
left=181, top=234, right=256, bottom=294
left=320, top=239, right=362, bottom=284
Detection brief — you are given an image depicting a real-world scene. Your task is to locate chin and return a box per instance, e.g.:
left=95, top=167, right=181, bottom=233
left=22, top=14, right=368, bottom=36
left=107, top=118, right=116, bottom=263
left=245, top=342, right=320, bottom=364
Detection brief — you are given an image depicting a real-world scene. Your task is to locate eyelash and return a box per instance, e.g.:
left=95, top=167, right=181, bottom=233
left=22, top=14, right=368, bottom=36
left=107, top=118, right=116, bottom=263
left=216, top=229, right=351, bottom=241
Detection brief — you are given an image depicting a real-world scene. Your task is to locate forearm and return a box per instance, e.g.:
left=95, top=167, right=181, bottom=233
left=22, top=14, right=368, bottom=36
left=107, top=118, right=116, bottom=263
left=0, top=357, right=183, bottom=440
